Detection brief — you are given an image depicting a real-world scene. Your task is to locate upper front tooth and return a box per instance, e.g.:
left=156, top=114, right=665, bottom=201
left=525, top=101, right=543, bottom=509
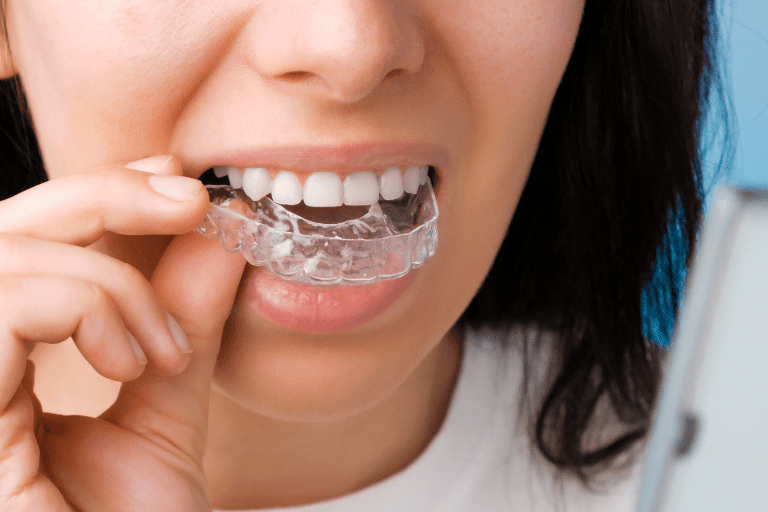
left=242, top=167, right=272, bottom=201
left=403, top=166, right=421, bottom=194
left=228, top=167, right=243, bottom=188
left=344, top=171, right=380, bottom=205
left=379, top=166, right=404, bottom=200
left=271, top=170, right=303, bottom=205
left=234, top=166, right=425, bottom=206
left=304, top=172, right=343, bottom=207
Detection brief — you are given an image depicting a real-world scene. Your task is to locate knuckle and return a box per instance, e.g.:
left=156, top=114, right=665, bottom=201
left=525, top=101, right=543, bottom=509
left=79, top=282, right=114, bottom=343
left=0, top=233, right=22, bottom=271
left=113, top=259, right=146, bottom=290
left=77, top=171, right=112, bottom=227
left=82, top=280, right=108, bottom=309
left=0, top=277, right=15, bottom=318
left=80, top=168, right=113, bottom=199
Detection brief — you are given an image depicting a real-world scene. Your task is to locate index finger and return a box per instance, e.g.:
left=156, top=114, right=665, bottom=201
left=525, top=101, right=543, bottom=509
left=0, top=156, right=209, bottom=246
left=104, top=232, right=247, bottom=463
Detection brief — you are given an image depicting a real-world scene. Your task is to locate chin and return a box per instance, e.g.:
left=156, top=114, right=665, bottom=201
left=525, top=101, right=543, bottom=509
left=208, top=240, right=467, bottom=422
left=210, top=302, right=440, bottom=422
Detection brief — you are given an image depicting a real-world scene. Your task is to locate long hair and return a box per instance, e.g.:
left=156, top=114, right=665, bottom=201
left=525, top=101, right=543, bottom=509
left=0, top=76, right=45, bottom=199
left=0, top=0, right=729, bottom=485
left=460, top=0, right=728, bottom=482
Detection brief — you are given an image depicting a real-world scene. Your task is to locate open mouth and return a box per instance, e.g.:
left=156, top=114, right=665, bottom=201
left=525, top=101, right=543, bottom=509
left=199, top=165, right=438, bottom=224
left=196, top=165, right=439, bottom=285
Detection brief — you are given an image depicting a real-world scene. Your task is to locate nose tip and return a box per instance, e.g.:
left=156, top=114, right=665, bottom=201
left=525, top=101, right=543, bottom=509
left=245, top=2, right=425, bottom=103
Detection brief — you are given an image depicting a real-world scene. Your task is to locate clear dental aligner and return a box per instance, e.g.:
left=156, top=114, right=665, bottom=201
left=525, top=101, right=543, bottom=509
left=195, top=168, right=439, bottom=286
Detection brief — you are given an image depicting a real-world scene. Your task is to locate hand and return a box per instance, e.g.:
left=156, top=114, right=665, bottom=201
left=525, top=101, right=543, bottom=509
left=0, top=157, right=246, bottom=511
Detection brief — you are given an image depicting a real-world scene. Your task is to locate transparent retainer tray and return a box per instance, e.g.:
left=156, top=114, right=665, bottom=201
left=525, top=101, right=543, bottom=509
left=195, top=180, right=438, bottom=285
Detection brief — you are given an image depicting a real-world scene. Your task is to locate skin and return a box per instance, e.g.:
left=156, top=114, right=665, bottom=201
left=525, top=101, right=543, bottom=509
left=0, top=0, right=584, bottom=509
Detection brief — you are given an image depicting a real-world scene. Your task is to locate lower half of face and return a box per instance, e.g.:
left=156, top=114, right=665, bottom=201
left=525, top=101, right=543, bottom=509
left=7, top=0, right=584, bottom=420
left=211, top=151, right=528, bottom=421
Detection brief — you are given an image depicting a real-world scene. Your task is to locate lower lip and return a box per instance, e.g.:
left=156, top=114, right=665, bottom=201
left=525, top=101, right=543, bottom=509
left=246, top=269, right=415, bottom=333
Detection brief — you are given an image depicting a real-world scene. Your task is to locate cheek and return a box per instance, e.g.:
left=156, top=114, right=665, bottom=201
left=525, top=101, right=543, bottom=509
left=11, top=1, right=223, bottom=97
left=6, top=0, right=237, bottom=174
left=422, top=0, right=585, bottom=315
left=427, top=0, right=584, bottom=134
left=431, top=0, right=585, bottom=80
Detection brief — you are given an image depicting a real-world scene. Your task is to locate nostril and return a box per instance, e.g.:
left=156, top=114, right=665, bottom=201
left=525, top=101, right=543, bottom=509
left=280, top=70, right=315, bottom=83
left=243, top=4, right=425, bottom=105
left=385, top=69, right=405, bottom=80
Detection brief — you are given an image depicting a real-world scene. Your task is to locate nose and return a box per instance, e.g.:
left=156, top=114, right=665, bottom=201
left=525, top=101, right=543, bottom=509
left=245, top=0, right=425, bottom=103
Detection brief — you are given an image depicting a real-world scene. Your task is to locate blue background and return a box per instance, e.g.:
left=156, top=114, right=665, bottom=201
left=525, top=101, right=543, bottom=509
left=715, top=0, right=768, bottom=189
left=645, top=0, right=767, bottom=347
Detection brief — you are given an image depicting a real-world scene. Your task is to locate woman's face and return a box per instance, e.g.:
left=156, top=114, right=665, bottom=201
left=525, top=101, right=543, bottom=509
left=4, top=0, right=583, bottom=419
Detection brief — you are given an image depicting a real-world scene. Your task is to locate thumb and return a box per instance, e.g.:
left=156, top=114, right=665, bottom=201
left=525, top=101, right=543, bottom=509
left=104, top=232, right=246, bottom=462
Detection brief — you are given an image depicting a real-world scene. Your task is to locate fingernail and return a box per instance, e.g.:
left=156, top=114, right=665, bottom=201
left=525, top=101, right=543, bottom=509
left=148, top=174, right=202, bottom=201
left=126, top=155, right=173, bottom=174
left=167, top=313, right=193, bottom=354
left=128, top=333, right=148, bottom=365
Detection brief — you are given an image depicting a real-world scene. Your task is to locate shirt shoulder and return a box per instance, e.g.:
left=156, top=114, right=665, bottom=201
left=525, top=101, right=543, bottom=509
left=443, top=326, right=643, bottom=512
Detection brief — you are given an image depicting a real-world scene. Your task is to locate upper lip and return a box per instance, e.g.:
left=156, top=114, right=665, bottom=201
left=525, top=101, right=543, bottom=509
left=185, top=141, right=448, bottom=179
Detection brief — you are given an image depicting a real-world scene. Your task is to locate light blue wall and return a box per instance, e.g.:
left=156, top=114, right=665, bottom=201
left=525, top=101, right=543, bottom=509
left=720, top=0, right=768, bottom=187
left=644, top=0, right=767, bottom=347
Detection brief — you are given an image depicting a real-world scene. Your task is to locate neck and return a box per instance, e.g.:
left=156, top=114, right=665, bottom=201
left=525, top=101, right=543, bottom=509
left=204, top=330, right=462, bottom=510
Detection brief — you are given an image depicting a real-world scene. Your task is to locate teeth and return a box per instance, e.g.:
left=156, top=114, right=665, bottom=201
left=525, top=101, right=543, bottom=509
left=213, top=166, right=234, bottom=178
left=344, top=171, right=380, bottom=205
left=271, top=170, right=303, bottom=205
left=227, top=167, right=243, bottom=189
left=418, top=166, right=429, bottom=185
left=303, top=172, right=343, bottom=207
left=217, top=165, right=430, bottom=206
left=242, top=167, right=272, bottom=201
left=379, top=167, right=404, bottom=201
left=403, top=166, right=421, bottom=194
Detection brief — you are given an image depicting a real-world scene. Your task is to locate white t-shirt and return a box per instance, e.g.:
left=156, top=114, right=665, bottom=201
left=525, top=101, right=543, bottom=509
left=216, top=328, right=643, bottom=512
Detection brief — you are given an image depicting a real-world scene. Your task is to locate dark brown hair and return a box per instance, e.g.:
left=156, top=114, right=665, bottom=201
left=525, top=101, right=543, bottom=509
left=459, top=0, right=729, bottom=482
left=0, top=0, right=729, bottom=485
